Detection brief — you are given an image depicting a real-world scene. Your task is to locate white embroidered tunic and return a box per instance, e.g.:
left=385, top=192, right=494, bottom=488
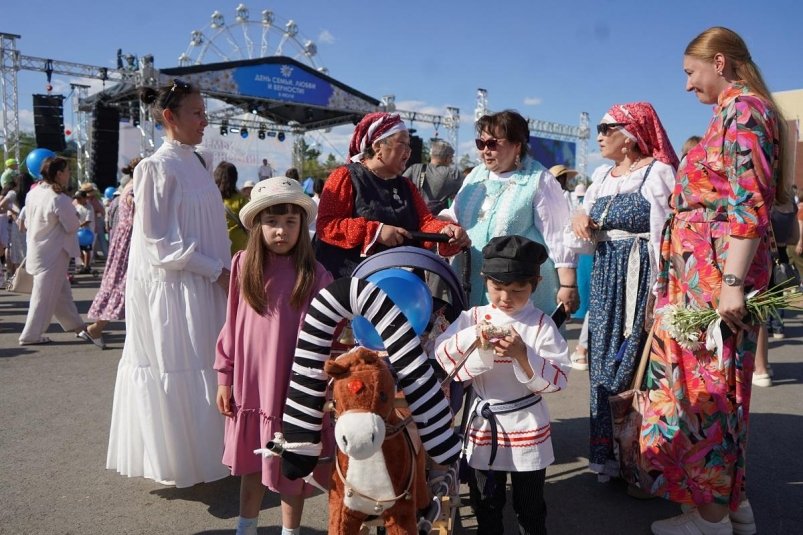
left=434, top=303, right=570, bottom=472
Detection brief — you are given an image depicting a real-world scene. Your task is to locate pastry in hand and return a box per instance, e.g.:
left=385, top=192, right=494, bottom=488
left=477, top=321, right=511, bottom=350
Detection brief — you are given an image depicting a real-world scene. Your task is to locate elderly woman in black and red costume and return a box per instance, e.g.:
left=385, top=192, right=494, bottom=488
left=315, top=112, right=469, bottom=277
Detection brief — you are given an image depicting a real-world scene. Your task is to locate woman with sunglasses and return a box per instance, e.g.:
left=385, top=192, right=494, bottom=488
left=107, top=80, right=232, bottom=488
left=441, top=110, right=579, bottom=315
left=315, top=112, right=469, bottom=278
left=643, top=27, right=787, bottom=535
left=570, top=103, right=678, bottom=485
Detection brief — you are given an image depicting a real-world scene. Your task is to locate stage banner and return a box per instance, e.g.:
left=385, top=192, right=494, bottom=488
left=170, top=60, right=375, bottom=113
left=529, top=136, right=576, bottom=169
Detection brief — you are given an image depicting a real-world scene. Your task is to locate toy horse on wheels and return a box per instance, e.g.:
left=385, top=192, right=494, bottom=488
left=278, top=244, right=471, bottom=534
left=324, top=347, right=429, bottom=534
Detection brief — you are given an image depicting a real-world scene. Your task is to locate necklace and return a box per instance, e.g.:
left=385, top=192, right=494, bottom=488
left=362, top=161, right=402, bottom=203
left=477, top=178, right=516, bottom=221
left=626, top=156, right=645, bottom=174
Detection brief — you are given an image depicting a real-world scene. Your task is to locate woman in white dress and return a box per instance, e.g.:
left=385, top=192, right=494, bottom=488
left=107, top=79, right=232, bottom=487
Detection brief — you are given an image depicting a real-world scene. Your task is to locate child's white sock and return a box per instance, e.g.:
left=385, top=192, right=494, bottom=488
left=235, top=516, right=258, bottom=535
left=281, top=527, right=300, bottom=535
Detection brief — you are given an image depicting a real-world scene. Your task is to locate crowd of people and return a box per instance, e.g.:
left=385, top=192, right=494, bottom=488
left=3, top=25, right=802, bottom=535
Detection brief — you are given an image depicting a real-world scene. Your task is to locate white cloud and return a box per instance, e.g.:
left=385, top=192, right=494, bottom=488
left=394, top=99, right=447, bottom=117
left=18, top=109, right=34, bottom=133
left=523, top=97, right=543, bottom=106
left=318, top=30, right=335, bottom=45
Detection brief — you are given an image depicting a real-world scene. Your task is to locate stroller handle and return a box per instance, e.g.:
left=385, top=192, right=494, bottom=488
left=408, top=231, right=451, bottom=243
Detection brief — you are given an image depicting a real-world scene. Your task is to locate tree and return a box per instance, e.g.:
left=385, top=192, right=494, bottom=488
left=458, top=152, right=478, bottom=171
left=294, top=137, right=346, bottom=180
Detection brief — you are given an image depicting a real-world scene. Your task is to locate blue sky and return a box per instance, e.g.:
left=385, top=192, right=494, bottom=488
left=3, top=0, right=802, bottom=179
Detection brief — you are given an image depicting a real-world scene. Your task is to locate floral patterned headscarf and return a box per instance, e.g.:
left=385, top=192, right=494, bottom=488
left=348, top=112, right=407, bottom=162
left=604, top=102, right=679, bottom=170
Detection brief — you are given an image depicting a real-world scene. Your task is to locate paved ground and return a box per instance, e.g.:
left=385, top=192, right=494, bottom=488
left=1, top=272, right=801, bottom=534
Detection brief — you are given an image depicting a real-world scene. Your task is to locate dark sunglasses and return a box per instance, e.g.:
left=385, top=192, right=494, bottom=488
left=162, top=78, right=192, bottom=109
left=475, top=138, right=503, bottom=150
left=596, top=122, right=628, bottom=136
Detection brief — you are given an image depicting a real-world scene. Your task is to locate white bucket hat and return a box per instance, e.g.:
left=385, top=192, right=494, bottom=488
left=238, top=176, right=317, bottom=230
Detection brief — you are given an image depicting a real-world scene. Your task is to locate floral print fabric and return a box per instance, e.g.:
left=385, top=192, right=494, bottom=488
left=639, top=83, right=779, bottom=509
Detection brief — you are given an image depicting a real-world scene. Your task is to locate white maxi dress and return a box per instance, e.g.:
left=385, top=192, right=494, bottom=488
left=107, top=138, right=232, bottom=487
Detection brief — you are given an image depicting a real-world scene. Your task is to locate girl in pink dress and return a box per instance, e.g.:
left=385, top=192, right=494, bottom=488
left=214, top=177, right=333, bottom=535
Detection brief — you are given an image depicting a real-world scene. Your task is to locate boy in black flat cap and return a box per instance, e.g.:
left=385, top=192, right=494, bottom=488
left=434, top=235, right=570, bottom=535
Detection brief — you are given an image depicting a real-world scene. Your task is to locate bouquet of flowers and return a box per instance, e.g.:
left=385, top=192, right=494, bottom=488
left=658, top=286, right=803, bottom=355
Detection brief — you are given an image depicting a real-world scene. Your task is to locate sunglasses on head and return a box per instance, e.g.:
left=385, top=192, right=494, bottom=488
left=596, top=122, right=628, bottom=136
left=161, top=78, right=192, bottom=109
left=475, top=138, right=503, bottom=150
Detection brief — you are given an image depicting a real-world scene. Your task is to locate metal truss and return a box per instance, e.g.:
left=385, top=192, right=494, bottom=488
left=0, top=32, right=141, bottom=164
left=69, top=83, right=91, bottom=182
left=380, top=94, right=461, bottom=158
left=206, top=104, right=325, bottom=133
left=475, top=87, right=591, bottom=177
left=1, top=33, right=21, bottom=163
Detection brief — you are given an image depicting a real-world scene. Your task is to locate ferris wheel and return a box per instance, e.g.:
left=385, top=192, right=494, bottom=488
left=178, top=4, right=327, bottom=74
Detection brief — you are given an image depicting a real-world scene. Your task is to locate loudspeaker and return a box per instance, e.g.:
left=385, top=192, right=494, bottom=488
left=32, top=94, right=66, bottom=152
left=408, top=135, right=423, bottom=166
left=89, top=104, right=120, bottom=191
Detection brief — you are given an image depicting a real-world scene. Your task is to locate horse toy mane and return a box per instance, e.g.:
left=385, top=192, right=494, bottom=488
left=325, top=347, right=429, bottom=535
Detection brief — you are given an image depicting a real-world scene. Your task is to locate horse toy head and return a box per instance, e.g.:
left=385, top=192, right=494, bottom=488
left=326, top=347, right=396, bottom=460
left=324, top=346, right=429, bottom=535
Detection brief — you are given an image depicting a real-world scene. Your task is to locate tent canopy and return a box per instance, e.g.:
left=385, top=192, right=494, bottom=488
left=81, top=56, right=380, bottom=130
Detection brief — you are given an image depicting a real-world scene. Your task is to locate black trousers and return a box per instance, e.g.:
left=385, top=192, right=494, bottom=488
left=468, top=467, right=547, bottom=535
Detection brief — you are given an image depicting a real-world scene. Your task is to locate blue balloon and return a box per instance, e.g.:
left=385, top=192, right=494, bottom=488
left=104, top=186, right=117, bottom=200
left=352, top=268, right=433, bottom=350
left=25, top=148, right=56, bottom=179
left=77, top=227, right=95, bottom=247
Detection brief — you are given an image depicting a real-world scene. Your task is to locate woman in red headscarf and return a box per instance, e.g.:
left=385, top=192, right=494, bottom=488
left=315, top=112, right=469, bottom=277
left=571, top=102, right=679, bottom=482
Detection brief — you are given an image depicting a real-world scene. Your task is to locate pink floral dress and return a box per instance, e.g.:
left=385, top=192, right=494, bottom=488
left=88, top=187, right=134, bottom=321
left=639, top=83, right=779, bottom=510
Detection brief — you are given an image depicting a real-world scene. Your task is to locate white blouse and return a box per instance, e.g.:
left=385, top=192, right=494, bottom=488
left=440, top=169, right=576, bottom=268
left=582, top=161, right=675, bottom=268
left=131, top=138, right=231, bottom=282
left=24, top=183, right=80, bottom=274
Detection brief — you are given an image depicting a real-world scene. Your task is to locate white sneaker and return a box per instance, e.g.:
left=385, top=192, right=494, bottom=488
left=752, top=373, right=772, bottom=388
left=651, top=509, right=732, bottom=535
left=570, top=349, right=589, bottom=370
left=729, top=500, right=756, bottom=535
left=679, top=501, right=755, bottom=535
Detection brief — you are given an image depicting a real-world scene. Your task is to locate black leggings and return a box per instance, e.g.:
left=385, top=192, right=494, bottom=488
left=468, top=467, right=547, bottom=535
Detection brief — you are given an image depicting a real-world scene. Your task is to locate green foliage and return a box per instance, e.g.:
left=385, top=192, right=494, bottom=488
left=296, top=137, right=343, bottom=180
left=11, top=132, right=80, bottom=190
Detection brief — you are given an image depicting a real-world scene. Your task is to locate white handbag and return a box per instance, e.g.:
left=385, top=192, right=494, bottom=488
left=6, top=258, right=33, bottom=294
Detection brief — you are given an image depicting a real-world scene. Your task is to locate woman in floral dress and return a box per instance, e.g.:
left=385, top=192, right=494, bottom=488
left=85, top=158, right=141, bottom=347
left=572, top=102, right=677, bottom=482
left=642, top=27, right=788, bottom=535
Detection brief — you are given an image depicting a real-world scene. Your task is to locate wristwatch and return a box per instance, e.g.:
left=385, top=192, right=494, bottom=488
left=723, top=274, right=743, bottom=287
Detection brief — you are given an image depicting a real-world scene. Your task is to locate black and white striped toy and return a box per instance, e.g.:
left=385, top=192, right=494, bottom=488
left=281, top=277, right=462, bottom=480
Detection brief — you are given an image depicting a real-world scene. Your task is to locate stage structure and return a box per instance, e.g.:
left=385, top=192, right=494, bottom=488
left=3, top=5, right=588, bottom=183
left=1, top=6, right=461, bottom=179
left=0, top=32, right=141, bottom=179
left=473, top=87, right=591, bottom=177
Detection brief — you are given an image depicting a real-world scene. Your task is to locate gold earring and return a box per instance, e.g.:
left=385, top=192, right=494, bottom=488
left=514, top=154, right=521, bottom=168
